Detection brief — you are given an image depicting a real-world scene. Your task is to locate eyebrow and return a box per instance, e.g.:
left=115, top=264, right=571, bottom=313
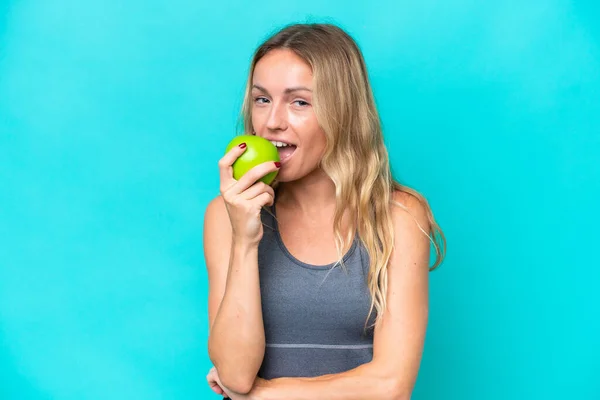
left=252, top=84, right=312, bottom=94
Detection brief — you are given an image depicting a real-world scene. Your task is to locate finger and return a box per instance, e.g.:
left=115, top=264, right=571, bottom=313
left=218, top=143, right=248, bottom=188
left=206, top=369, right=216, bottom=383
left=240, top=181, right=275, bottom=202
left=209, top=382, right=225, bottom=395
left=252, top=191, right=275, bottom=208
left=206, top=371, right=225, bottom=395
left=228, top=161, right=280, bottom=194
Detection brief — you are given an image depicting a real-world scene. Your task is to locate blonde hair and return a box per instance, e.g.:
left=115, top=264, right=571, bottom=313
left=238, top=23, right=446, bottom=327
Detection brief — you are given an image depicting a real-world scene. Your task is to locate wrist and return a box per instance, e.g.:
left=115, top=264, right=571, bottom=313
left=232, top=236, right=260, bottom=250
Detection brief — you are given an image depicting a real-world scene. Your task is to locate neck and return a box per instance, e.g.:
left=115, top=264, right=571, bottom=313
left=275, top=167, right=336, bottom=215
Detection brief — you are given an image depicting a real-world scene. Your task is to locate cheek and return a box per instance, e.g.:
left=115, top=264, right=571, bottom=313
left=251, top=107, right=268, bottom=129
left=289, top=112, right=322, bottom=137
left=304, top=129, right=327, bottom=162
left=315, top=131, right=328, bottom=156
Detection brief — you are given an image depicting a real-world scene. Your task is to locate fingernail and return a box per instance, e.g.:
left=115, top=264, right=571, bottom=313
left=274, top=162, right=281, bottom=168
left=239, top=143, right=246, bottom=149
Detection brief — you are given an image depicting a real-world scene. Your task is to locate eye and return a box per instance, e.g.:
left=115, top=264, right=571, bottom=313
left=293, top=100, right=310, bottom=107
left=254, top=97, right=270, bottom=104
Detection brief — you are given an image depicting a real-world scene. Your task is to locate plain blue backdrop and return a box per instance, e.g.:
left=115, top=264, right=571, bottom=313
left=1, top=0, right=599, bottom=399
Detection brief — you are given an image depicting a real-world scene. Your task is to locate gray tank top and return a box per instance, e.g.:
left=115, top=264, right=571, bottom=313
left=257, top=205, right=376, bottom=379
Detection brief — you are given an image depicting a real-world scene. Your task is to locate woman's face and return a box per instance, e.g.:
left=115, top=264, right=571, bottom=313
left=251, top=49, right=327, bottom=182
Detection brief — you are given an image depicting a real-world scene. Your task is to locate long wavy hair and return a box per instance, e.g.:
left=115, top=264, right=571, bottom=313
left=238, top=23, right=446, bottom=327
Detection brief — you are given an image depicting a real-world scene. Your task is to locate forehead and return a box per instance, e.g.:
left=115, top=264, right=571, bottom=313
left=252, top=49, right=313, bottom=89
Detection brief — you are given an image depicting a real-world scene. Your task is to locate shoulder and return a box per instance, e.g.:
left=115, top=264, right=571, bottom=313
left=390, top=190, right=431, bottom=236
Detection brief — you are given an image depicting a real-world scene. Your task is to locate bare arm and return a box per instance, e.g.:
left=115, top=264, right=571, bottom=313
left=204, top=144, right=280, bottom=394
left=241, top=191, right=431, bottom=400
left=205, top=197, right=265, bottom=394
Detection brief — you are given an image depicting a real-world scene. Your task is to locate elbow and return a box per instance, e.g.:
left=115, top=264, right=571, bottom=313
left=219, top=373, right=255, bottom=395
left=376, top=371, right=412, bottom=400
left=369, top=360, right=415, bottom=400
left=387, top=379, right=412, bottom=400
left=391, top=391, right=411, bottom=400
left=211, top=364, right=256, bottom=395
left=207, top=347, right=257, bottom=394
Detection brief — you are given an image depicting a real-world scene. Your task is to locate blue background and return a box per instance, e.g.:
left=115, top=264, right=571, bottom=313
left=1, top=0, right=599, bottom=398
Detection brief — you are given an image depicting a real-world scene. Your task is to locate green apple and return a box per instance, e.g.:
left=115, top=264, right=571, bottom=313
left=225, top=134, right=280, bottom=185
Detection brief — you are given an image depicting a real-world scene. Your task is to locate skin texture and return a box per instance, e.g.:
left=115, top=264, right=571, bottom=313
left=250, top=49, right=328, bottom=187
left=205, top=49, right=430, bottom=400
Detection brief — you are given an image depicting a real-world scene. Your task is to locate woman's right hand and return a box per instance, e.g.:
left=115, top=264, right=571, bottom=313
left=218, top=142, right=280, bottom=246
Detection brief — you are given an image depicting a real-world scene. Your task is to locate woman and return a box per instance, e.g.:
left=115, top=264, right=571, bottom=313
left=204, top=23, right=445, bottom=399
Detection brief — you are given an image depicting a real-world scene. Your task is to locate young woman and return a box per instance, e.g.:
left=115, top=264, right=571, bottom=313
left=204, top=23, right=445, bottom=400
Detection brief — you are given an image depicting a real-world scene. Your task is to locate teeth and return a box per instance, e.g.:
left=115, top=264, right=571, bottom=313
left=271, top=141, right=290, bottom=148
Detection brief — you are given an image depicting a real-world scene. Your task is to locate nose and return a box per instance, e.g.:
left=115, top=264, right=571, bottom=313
left=265, top=101, right=287, bottom=131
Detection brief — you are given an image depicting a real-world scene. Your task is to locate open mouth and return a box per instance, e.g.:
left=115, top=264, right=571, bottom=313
left=270, top=141, right=297, bottom=164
